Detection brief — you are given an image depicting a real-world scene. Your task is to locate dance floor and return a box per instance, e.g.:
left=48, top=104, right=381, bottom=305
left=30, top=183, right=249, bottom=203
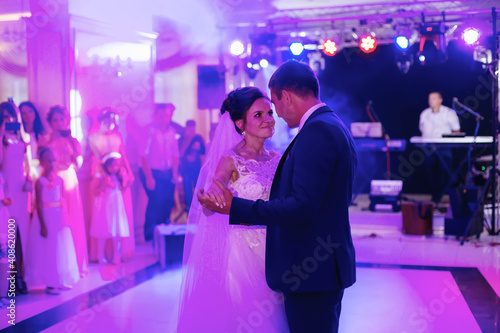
left=1, top=195, right=499, bottom=333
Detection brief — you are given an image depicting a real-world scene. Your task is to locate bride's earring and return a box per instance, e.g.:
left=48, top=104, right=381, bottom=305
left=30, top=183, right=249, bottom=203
left=242, top=131, right=246, bottom=136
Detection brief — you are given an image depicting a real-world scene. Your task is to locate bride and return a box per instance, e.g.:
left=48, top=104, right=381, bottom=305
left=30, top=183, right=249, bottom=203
left=177, top=87, right=289, bottom=332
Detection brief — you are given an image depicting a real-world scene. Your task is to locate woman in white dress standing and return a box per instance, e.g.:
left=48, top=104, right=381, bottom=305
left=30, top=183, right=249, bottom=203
left=26, top=147, right=79, bottom=294
left=19, top=101, right=45, bottom=220
left=19, top=101, right=45, bottom=159
left=0, top=102, right=31, bottom=294
left=39, top=106, right=88, bottom=277
left=90, top=152, right=130, bottom=265
left=87, top=108, right=135, bottom=261
left=177, top=87, right=288, bottom=332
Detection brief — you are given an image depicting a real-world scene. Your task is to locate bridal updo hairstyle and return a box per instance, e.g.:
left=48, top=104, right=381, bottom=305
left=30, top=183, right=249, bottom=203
left=220, top=87, right=269, bottom=135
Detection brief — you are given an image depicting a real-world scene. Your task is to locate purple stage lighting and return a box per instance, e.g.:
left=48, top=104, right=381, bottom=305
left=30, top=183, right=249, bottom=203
left=230, top=40, right=245, bottom=56
left=259, top=58, right=269, bottom=68
left=462, top=28, right=480, bottom=45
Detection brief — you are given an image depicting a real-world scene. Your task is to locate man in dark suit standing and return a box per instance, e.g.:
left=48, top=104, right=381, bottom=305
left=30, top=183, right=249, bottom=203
left=199, top=60, right=357, bottom=333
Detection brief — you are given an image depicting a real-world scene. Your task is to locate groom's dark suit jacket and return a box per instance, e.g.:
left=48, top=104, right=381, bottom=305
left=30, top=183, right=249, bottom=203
left=229, top=105, right=357, bottom=293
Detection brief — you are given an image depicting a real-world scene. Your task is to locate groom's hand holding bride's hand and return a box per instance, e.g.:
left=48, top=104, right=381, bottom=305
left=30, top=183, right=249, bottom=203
left=197, top=178, right=233, bottom=215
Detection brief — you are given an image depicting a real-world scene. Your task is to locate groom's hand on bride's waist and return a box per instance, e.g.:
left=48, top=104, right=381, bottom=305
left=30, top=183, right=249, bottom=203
left=197, top=178, right=233, bottom=215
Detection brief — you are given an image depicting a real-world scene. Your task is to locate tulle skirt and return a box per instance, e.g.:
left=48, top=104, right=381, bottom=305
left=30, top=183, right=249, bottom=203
left=90, top=188, right=130, bottom=238
left=26, top=207, right=80, bottom=288
left=177, top=225, right=288, bottom=332
left=59, top=166, right=89, bottom=276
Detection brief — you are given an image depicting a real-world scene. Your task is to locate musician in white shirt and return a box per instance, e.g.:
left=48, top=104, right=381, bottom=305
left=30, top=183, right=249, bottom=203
left=419, top=92, right=461, bottom=204
left=419, top=92, right=461, bottom=138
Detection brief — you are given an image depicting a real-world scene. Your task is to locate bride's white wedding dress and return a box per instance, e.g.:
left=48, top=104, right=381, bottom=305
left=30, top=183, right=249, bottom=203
left=177, top=147, right=289, bottom=332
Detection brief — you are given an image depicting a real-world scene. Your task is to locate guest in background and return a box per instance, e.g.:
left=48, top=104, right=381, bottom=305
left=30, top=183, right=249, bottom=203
left=20, top=101, right=45, bottom=214
left=0, top=101, right=31, bottom=294
left=39, top=106, right=88, bottom=276
left=178, top=120, right=205, bottom=212
left=90, top=153, right=130, bottom=265
left=139, top=103, right=179, bottom=241
left=419, top=92, right=461, bottom=204
left=87, top=108, right=135, bottom=260
left=20, top=101, right=45, bottom=161
left=26, top=147, right=79, bottom=294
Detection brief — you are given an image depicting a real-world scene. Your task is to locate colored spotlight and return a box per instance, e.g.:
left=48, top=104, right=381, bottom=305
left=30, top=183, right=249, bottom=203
left=259, top=59, right=269, bottom=68
left=463, top=28, right=480, bottom=45
left=230, top=40, right=245, bottom=56
left=395, top=36, right=409, bottom=51
left=290, top=42, right=304, bottom=56
left=360, top=36, right=377, bottom=53
left=322, top=40, right=337, bottom=56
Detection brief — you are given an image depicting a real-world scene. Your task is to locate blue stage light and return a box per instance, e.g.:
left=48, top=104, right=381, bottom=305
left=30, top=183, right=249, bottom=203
left=290, top=42, right=304, bottom=56
left=395, top=36, right=409, bottom=51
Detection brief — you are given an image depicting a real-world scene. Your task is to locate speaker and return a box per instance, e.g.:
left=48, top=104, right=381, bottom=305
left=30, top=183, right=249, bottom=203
left=445, top=186, right=484, bottom=237
left=402, top=201, right=434, bottom=235
left=197, top=65, right=226, bottom=110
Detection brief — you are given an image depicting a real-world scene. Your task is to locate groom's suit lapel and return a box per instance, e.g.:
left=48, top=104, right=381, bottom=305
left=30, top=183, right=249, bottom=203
left=270, top=105, right=332, bottom=194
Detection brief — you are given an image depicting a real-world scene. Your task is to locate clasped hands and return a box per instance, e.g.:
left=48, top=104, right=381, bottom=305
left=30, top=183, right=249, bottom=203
left=197, top=178, right=233, bottom=215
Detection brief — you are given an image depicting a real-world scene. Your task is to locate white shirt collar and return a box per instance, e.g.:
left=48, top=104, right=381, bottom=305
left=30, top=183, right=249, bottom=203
left=299, top=103, right=326, bottom=131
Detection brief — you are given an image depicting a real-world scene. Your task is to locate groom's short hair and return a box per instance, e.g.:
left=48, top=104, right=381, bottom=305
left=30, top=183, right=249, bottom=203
left=269, top=60, right=319, bottom=100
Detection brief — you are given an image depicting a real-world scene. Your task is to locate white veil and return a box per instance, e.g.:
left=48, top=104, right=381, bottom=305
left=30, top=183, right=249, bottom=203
left=177, top=111, right=243, bottom=331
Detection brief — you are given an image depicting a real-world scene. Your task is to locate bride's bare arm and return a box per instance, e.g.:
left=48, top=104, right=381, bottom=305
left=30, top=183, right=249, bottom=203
left=204, top=156, right=237, bottom=208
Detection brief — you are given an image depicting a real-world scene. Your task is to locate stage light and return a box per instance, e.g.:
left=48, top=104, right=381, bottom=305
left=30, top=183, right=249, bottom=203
left=230, top=40, right=245, bottom=56
left=395, top=36, right=409, bottom=51
left=463, top=28, right=480, bottom=45
left=395, top=52, right=413, bottom=74
left=418, top=54, right=426, bottom=63
left=259, top=59, right=269, bottom=68
left=360, top=36, right=377, bottom=53
left=290, top=42, right=304, bottom=56
left=247, top=62, right=253, bottom=68
left=322, top=40, right=337, bottom=56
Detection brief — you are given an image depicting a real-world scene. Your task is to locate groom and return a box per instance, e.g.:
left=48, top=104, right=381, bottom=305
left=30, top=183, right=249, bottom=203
left=199, top=60, right=357, bottom=333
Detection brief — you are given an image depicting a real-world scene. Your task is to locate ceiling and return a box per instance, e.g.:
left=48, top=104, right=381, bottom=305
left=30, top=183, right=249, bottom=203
left=214, top=0, right=500, bottom=52
left=1, top=0, right=500, bottom=54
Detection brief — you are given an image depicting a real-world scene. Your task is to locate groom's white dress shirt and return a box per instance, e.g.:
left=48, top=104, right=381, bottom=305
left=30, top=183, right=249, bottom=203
left=299, top=103, right=327, bottom=131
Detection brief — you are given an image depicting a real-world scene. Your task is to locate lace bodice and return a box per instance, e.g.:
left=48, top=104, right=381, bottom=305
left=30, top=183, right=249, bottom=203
left=226, top=150, right=281, bottom=202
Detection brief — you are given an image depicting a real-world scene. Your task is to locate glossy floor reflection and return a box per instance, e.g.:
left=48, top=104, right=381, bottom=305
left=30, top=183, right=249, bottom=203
left=2, top=200, right=499, bottom=332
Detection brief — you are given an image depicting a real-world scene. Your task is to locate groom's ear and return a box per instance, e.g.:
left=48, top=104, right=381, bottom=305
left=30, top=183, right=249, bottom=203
left=282, top=90, right=292, bottom=106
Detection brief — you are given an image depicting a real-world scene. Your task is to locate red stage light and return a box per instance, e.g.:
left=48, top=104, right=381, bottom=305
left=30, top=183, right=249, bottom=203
left=360, top=36, right=377, bottom=53
left=322, top=40, right=337, bottom=56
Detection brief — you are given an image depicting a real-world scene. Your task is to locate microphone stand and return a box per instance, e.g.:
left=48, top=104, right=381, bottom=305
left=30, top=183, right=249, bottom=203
left=452, top=98, right=483, bottom=186
left=366, top=101, right=391, bottom=179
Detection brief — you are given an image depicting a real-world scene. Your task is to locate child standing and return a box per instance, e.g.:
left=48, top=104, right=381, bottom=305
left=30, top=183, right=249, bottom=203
left=91, top=153, right=130, bottom=265
left=26, top=148, right=79, bottom=294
